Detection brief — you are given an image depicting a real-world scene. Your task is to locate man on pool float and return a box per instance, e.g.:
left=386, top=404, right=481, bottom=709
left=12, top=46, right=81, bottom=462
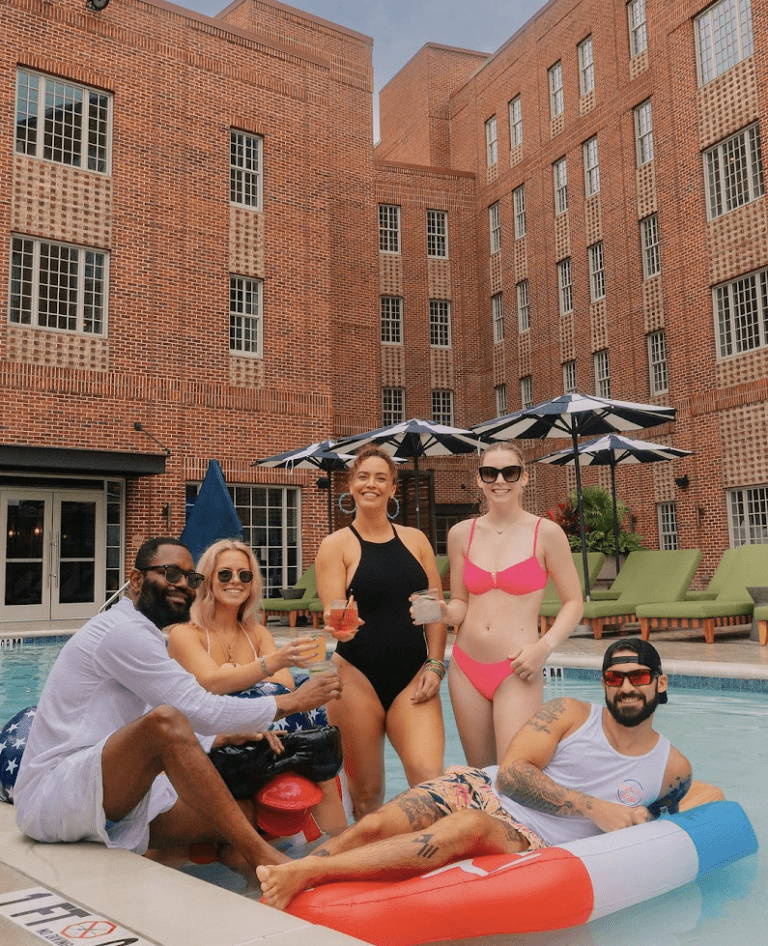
left=258, top=638, right=723, bottom=909
left=13, top=537, right=342, bottom=871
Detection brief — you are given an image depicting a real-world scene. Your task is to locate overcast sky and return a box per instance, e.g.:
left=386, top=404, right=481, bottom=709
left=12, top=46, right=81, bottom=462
left=183, top=0, right=547, bottom=136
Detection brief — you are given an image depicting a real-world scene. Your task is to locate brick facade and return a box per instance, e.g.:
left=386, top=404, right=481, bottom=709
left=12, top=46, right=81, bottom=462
left=1, top=0, right=766, bottom=626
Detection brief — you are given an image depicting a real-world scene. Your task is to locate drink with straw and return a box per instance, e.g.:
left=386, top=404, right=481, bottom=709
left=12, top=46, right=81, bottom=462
left=329, top=597, right=358, bottom=634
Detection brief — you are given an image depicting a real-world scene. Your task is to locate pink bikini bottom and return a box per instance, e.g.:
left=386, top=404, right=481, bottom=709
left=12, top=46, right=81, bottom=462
left=452, top=644, right=514, bottom=701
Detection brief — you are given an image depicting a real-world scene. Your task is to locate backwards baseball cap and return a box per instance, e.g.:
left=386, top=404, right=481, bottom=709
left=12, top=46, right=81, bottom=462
left=602, top=638, right=668, bottom=703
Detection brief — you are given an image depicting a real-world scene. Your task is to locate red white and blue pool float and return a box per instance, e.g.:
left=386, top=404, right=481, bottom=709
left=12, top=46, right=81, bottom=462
left=287, top=800, right=757, bottom=946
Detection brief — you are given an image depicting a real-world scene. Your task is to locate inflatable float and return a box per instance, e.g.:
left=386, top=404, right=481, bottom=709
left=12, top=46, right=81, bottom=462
left=287, top=800, right=757, bottom=946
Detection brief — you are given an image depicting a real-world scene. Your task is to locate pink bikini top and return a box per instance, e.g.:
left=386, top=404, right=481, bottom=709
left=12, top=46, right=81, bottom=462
left=463, top=517, right=548, bottom=596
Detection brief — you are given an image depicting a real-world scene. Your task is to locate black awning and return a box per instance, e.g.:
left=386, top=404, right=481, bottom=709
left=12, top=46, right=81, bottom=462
left=0, top=445, right=166, bottom=476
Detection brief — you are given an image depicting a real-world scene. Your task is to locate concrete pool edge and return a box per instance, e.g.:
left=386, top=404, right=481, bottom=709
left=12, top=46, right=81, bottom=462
left=0, top=805, right=366, bottom=946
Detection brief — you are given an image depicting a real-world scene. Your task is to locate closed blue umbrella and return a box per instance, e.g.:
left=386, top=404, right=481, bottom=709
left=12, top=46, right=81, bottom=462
left=180, top=459, right=243, bottom=564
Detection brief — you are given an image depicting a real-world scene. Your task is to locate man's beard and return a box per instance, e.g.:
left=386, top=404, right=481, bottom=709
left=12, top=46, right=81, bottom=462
left=605, top=687, right=660, bottom=727
left=136, top=579, right=193, bottom=628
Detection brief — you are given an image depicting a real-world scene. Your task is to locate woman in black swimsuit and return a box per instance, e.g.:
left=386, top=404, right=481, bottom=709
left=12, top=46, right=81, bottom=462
left=316, top=446, right=447, bottom=818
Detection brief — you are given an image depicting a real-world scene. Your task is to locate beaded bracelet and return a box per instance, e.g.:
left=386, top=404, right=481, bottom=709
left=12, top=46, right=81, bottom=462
left=260, top=656, right=269, bottom=677
left=424, top=657, right=446, bottom=681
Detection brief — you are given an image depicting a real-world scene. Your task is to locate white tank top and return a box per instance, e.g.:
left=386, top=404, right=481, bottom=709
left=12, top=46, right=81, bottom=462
left=487, top=703, right=671, bottom=846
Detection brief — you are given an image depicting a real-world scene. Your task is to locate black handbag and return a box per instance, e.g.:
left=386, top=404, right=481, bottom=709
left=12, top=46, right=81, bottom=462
left=209, top=725, right=343, bottom=799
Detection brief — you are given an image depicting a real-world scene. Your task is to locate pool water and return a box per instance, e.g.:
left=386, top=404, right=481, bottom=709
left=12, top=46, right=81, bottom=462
left=1, top=640, right=765, bottom=946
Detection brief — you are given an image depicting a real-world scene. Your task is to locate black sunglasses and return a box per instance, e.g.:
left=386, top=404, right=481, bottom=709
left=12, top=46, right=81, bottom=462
left=216, top=568, right=254, bottom=584
left=478, top=465, right=523, bottom=484
left=139, top=564, right=205, bottom=589
left=603, top=668, right=655, bottom=687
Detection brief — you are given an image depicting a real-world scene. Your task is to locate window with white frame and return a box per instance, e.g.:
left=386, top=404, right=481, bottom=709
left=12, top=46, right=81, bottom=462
left=628, top=0, right=648, bottom=58
left=492, top=292, right=504, bottom=342
left=554, top=157, right=568, bottom=215
left=427, top=210, right=448, bottom=258
left=429, top=299, right=451, bottom=347
left=728, top=485, right=768, bottom=545
left=563, top=360, right=577, bottom=393
left=230, top=130, right=262, bottom=208
left=520, top=376, right=533, bottom=409
left=513, top=185, right=526, bottom=238
left=516, top=281, right=530, bottom=332
left=509, top=95, right=523, bottom=148
left=495, top=383, right=508, bottom=415
left=489, top=202, right=501, bottom=254
left=594, top=349, right=611, bottom=397
left=558, top=258, right=574, bottom=314
left=635, top=100, right=654, bottom=166
left=486, top=115, right=498, bottom=166
left=432, top=389, right=454, bottom=426
left=15, top=69, right=112, bottom=173
left=584, top=136, right=601, bottom=196
left=647, top=329, right=668, bottom=395
left=657, top=502, right=679, bottom=550
left=714, top=267, right=768, bottom=357
left=704, top=124, right=764, bottom=220
left=380, top=296, right=403, bottom=344
left=9, top=235, right=108, bottom=334
left=696, top=0, right=754, bottom=86
left=578, top=36, right=595, bottom=96
left=382, top=387, right=405, bottom=425
left=379, top=204, right=401, bottom=253
left=641, top=214, right=661, bottom=279
left=589, top=242, right=606, bottom=301
left=549, top=61, right=564, bottom=118
left=229, top=275, right=262, bottom=355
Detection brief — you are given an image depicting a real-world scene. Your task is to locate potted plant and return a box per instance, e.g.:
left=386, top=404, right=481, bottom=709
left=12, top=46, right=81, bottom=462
left=547, top=485, right=643, bottom=576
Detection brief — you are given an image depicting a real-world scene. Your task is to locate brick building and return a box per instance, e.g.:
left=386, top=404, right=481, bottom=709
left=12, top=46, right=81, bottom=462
left=1, top=0, right=766, bottom=631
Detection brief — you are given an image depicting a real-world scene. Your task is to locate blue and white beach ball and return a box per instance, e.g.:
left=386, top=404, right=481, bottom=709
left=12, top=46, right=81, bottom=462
left=0, top=706, right=36, bottom=803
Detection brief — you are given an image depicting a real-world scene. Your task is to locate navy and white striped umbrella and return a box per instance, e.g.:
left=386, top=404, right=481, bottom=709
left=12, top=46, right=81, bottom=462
left=472, top=394, right=678, bottom=598
left=254, top=440, right=355, bottom=532
left=537, top=434, right=694, bottom=574
left=334, top=419, right=484, bottom=529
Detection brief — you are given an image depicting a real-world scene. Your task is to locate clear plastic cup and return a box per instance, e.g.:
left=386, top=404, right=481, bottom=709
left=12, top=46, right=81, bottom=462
left=305, top=629, right=327, bottom=670
left=412, top=589, right=442, bottom=624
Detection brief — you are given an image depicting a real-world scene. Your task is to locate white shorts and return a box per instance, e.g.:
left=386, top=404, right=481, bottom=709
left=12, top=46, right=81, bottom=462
left=15, top=734, right=178, bottom=855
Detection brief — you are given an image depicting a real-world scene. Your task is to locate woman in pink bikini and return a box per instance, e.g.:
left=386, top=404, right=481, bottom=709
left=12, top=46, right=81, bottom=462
left=444, top=442, right=583, bottom=767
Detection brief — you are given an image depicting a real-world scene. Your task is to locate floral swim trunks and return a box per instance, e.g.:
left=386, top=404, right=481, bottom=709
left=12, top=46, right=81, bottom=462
left=418, top=765, right=546, bottom=851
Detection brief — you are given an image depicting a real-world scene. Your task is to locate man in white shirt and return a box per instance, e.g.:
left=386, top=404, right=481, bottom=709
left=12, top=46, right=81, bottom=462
left=15, top=537, right=341, bottom=870
left=258, top=639, right=722, bottom=908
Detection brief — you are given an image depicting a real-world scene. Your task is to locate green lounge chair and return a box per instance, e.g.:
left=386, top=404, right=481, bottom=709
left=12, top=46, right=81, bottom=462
left=683, top=547, right=740, bottom=601
left=542, top=549, right=702, bottom=640
left=260, top=564, right=319, bottom=628
left=538, top=552, right=606, bottom=635
left=637, top=544, right=768, bottom=644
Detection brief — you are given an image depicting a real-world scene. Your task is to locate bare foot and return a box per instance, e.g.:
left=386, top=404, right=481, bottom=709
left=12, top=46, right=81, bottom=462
left=257, top=861, right=314, bottom=910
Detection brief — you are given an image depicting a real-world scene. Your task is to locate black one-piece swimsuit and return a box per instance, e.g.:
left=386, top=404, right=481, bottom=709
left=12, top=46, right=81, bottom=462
left=335, top=523, right=429, bottom=711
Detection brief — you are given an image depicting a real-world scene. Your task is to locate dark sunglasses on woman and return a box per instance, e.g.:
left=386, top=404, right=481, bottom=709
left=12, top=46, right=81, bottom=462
left=478, top=465, right=523, bottom=484
left=216, top=568, right=254, bottom=584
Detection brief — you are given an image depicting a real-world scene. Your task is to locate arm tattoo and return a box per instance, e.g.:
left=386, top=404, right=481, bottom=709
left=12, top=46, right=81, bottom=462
left=496, top=759, right=593, bottom=818
left=647, top=774, right=693, bottom=818
left=526, top=698, right=568, bottom=734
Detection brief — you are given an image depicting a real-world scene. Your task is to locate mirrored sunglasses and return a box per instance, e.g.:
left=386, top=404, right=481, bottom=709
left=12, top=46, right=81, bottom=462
left=216, top=568, right=253, bottom=584
left=139, top=564, right=205, bottom=589
left=603, top=668, right=654, bottom=687
left=478, top=465, right=523, bottom=484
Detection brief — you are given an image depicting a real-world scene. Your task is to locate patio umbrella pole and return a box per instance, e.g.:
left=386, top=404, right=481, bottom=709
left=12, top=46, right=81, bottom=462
left=610, top=461, right=621, bottom=576
left=413, top=454, right=421, bottom=530
left=326, top=473, right=334, bottom=534
left=571, top=433, right=592, bottom=602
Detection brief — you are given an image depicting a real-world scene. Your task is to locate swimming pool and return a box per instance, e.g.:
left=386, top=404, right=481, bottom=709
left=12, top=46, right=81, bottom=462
left=1, top=638, right=765, bottom=946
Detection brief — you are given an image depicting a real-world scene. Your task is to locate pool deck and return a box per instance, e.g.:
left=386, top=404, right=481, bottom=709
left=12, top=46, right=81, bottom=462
left=1, top=621, right=765, bottom=946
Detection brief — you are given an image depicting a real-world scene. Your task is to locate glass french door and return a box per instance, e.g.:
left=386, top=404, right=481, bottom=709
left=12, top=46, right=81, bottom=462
left=1, top=488, right=105, bottom=622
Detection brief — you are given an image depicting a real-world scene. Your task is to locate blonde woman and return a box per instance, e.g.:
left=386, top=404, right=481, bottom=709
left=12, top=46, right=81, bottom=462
left=168, top=538, right=347, bottom=835
left=444, top=442, right=583, bottom=767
